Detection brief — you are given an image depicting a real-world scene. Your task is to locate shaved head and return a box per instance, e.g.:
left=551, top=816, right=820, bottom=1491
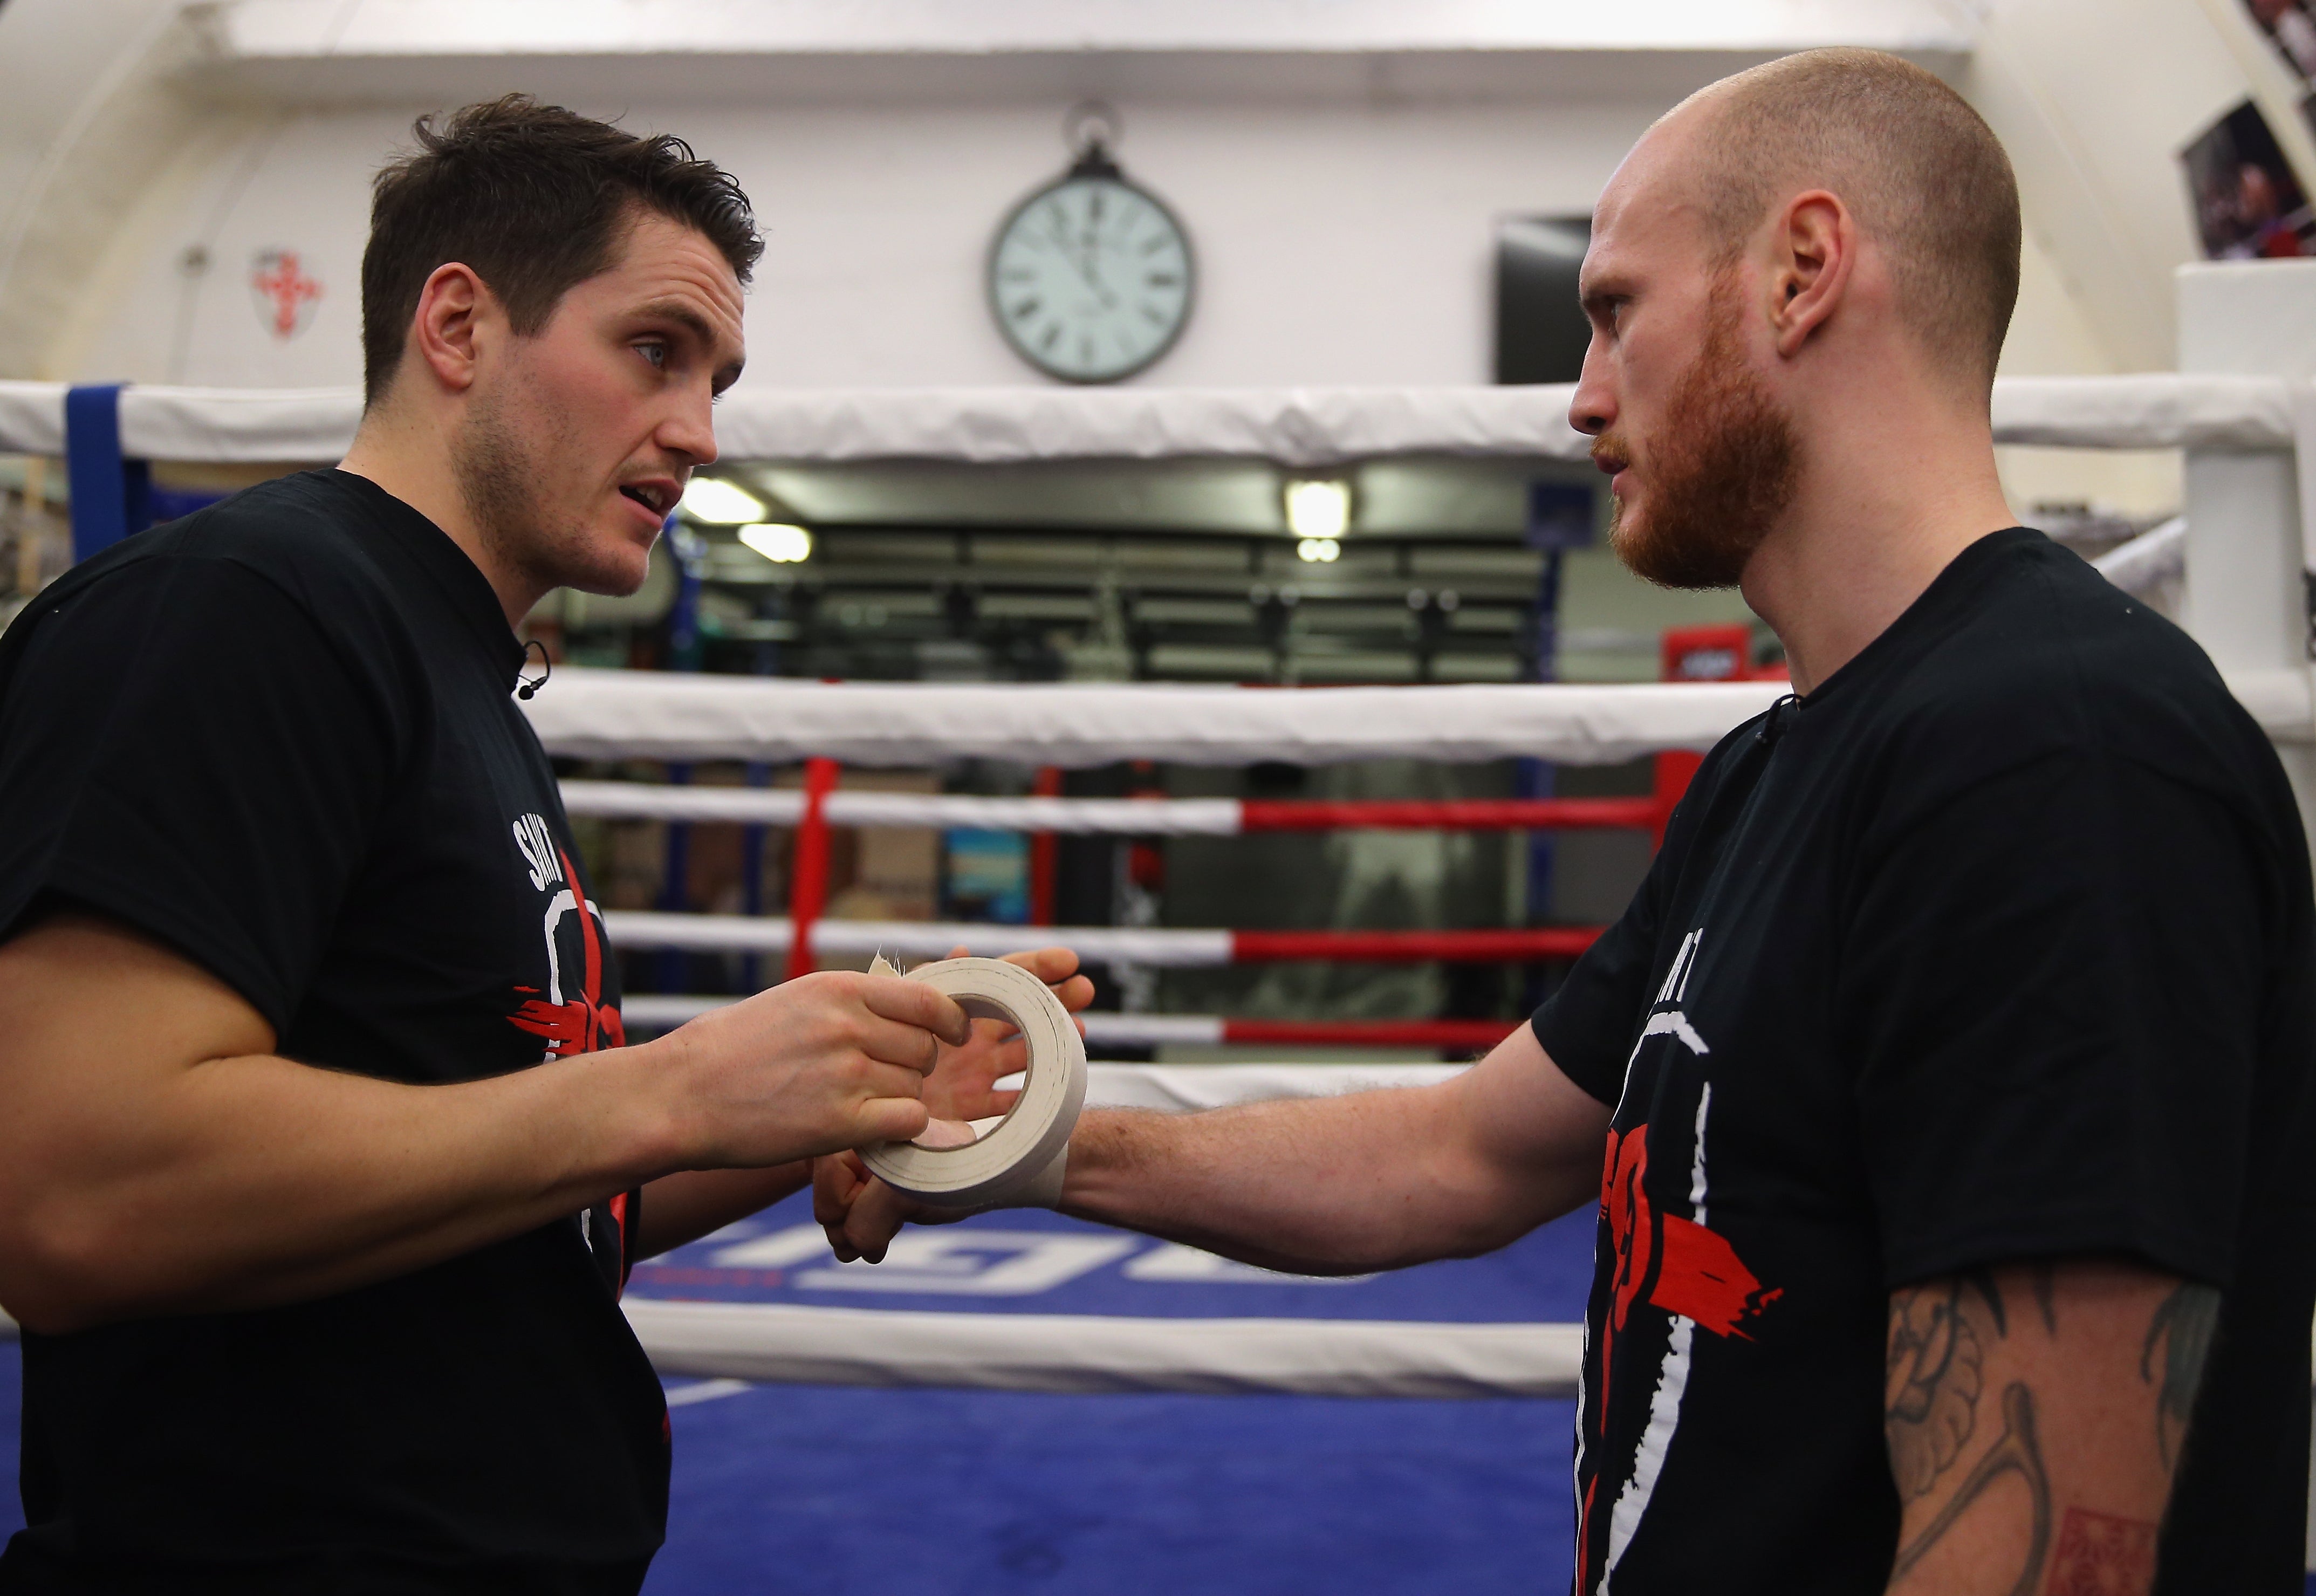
left=1673, top=49, right=2021, bottom=388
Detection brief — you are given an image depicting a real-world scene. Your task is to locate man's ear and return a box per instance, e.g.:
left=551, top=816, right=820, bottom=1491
left=1766, top=189, right=1855, bottom=359
left=407, top=262, right=497, bottom=395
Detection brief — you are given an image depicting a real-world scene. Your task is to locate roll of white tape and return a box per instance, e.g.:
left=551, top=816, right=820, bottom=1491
left=861, top=956, right=1086, bottom=1208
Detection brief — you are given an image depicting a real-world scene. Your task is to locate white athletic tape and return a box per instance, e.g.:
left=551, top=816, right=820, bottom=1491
left=859, top=956, right=1086, bottom=1209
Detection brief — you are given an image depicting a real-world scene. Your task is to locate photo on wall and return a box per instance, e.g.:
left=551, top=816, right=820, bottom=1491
left=2180, top=99, right=2316, bottom=258
left=2242, top=0, right=2316, bottom=81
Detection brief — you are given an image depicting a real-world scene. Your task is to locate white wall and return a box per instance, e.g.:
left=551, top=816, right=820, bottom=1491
left=2, top=0, right=2287, bottom=535
left=64, top=95, right=1656, bottom=392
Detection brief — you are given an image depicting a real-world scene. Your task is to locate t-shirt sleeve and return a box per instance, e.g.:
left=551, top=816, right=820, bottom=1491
left=0, top=556, right=403, bottom=1035
left=1531, top=843, right=1670, bottom=1107
left=1842, top=750, right=2267, bottom=1290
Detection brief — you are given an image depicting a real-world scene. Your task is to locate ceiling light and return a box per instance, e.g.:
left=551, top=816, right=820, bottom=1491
left=739, top=523, right=814, bottom=564
left=1296, top=537, right=1340, bottom=564
left=679, top=476, right=768, bottom=525
left=1284, top=478, right=1351, bottom=542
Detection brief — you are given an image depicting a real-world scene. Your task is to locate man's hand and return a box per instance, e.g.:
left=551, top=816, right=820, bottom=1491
left=819, top=1011, right=1613, bottom=1278
left=640, top=948, right=1093, bottom=1263
left=812, top=945, right=1093, bottom=1259
left=656, top=969, right=972, bottom=1169
left=814, top=1149, right=943, bottom=1261
left=921, top=945, right=1094, bottom=1123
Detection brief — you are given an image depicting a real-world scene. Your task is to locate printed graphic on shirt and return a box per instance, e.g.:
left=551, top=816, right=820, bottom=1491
left=505, top=812, right=633, bottom=1294
left=1578, top=928, right=1783, bottom=1594
left=506, top=812, right=626, bottom=1059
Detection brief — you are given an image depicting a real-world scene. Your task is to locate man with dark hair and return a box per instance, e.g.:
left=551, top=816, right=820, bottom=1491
left=0, top=97, right=1087, bottom=1593
left=822, top=50, right=2316, bottom=1595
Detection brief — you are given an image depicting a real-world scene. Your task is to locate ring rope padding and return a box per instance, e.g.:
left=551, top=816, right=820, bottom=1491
left=860, top=956, right=1086, bottom=1208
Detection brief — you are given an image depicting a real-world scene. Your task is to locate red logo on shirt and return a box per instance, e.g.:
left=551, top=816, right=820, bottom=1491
left=506, top=817, right=625, bottom=1057
left=1580, top=1120, right=1784, bottom=1590
left=1596, top=1123, right=1783, bottom=1424
left=1606, top=1125, right=1779, bottom=1335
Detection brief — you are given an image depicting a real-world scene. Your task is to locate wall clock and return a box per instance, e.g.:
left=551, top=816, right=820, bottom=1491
left=988, top=108, right=1195, bottom=383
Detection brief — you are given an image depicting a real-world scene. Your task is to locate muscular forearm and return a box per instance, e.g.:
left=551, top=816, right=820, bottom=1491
left=1059, top=1085, right=1563, bottom=1275
left=3, top=1039, right=683, bottom=1332
left=826, top=1024, right=1611, bottom=1274
left=0, top=911, right=968, bottom=1334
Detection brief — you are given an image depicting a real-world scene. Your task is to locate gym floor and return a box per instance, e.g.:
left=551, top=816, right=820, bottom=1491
left=1, top=1200, right=2305, bottom=1592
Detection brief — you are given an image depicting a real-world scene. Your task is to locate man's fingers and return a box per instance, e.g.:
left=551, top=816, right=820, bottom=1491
left=812, top=1153, right=868, bottom=1261
left=1001, top=946, right=1083, bottom=989
left=842, top=1179, right=920, bottom=1262
left=854, top=1013, right=949, bottom=1074
left=859, top=977, right=971, bottom=1047
left=812, top=1152, right=862, bottom=1224
left=853, top=1095, right=931, bottom=1147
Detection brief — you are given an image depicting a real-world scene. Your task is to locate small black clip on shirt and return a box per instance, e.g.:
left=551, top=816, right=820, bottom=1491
left=1756, top=692, right=1802, bottom=746
left=516, top=639, right=552, bottom=701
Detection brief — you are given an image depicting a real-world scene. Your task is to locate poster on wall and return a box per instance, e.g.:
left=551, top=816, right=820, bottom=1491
left=2243, top=0, right=2316, bottom=81
left=2180, top=100, right=2316, bottom=258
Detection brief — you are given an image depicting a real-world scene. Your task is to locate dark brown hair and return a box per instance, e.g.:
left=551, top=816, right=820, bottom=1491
left=1684, top=50, right=2022, bottom=391
left=361, top=95, right=763, bottom=405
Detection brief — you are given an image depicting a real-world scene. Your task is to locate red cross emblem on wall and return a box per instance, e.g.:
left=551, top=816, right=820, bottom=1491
left=249, top=249, right=323, bottom=341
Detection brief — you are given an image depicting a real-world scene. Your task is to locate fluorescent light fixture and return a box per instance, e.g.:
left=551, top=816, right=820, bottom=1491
left=739, top=523, right=814, bottom=564
left=678, top=476, right=767, bottom=525
left=1296, top=537, right=1340, bottom=564
left=1284, top=478, right=1351, bottom=542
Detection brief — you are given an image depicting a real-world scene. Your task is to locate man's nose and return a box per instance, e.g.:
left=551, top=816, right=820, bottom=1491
left=661, top=387, right=720, bottom=469
left=1569, top=335, right=1615, bottom=438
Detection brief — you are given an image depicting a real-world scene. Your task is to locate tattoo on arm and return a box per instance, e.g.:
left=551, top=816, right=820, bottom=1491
left=1886, top=1269, right=2211, bottom=1596
left=1885, top=1282, right=2052, bottom=1596
left=1886, top=1284, right=1984, bottom=1499
left=1890, top=1383, right=2052, bottom=1596
left=2140, top=1282, right=2219, bottom=1474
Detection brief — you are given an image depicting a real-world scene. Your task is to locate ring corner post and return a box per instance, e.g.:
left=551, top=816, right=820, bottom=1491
left=63, top=383, right=145, bottom=565
left=2177, top=261, right=2316, bottom=843
left=785, top=756, right=841, bottom=981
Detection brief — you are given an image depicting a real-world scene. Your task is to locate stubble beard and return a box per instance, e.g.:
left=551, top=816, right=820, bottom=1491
left=1598, top=287, right=1800, bottom=591
left=451, top=385, right=646, bottom=601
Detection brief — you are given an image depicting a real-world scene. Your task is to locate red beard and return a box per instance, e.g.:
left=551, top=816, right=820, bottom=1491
left=1594, top=285, right=1799, bottom=591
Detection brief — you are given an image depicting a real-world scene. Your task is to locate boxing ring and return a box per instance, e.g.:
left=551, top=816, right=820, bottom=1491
left=4, top=264, right=2316, bottom=1587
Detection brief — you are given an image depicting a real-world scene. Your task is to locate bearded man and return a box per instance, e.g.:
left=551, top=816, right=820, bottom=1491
left=0, top=97, right=1087, bottom=1593
left=819, top=49, right=2316, bottom=1595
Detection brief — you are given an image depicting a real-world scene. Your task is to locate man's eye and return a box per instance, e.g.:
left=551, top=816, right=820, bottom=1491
left=638, top=341, right=669, bottom=370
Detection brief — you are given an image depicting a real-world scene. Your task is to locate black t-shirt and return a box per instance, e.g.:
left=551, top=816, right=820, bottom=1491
left=0, top=470, right=662, bottom=1593
left=1533, top=529, right=2315, bottom=1594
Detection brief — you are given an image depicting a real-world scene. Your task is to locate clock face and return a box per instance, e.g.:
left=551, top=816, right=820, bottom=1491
left=989, top=174, right=1194, bottom=383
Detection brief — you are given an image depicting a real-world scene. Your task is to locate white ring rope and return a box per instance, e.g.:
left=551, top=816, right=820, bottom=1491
left=610, top=911, right=1232, bottom=967
left=0, top=374, right=2302, bottom=461
left=529, top=670, right=2311, bottom=765
left=857, top=957, right=1087, bottom=1209
left=561, top=781, right=1245, bottom=835
left=623, top=996, right=1232, bottom=1046
left=531, top=677, right=1793, bottom=768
